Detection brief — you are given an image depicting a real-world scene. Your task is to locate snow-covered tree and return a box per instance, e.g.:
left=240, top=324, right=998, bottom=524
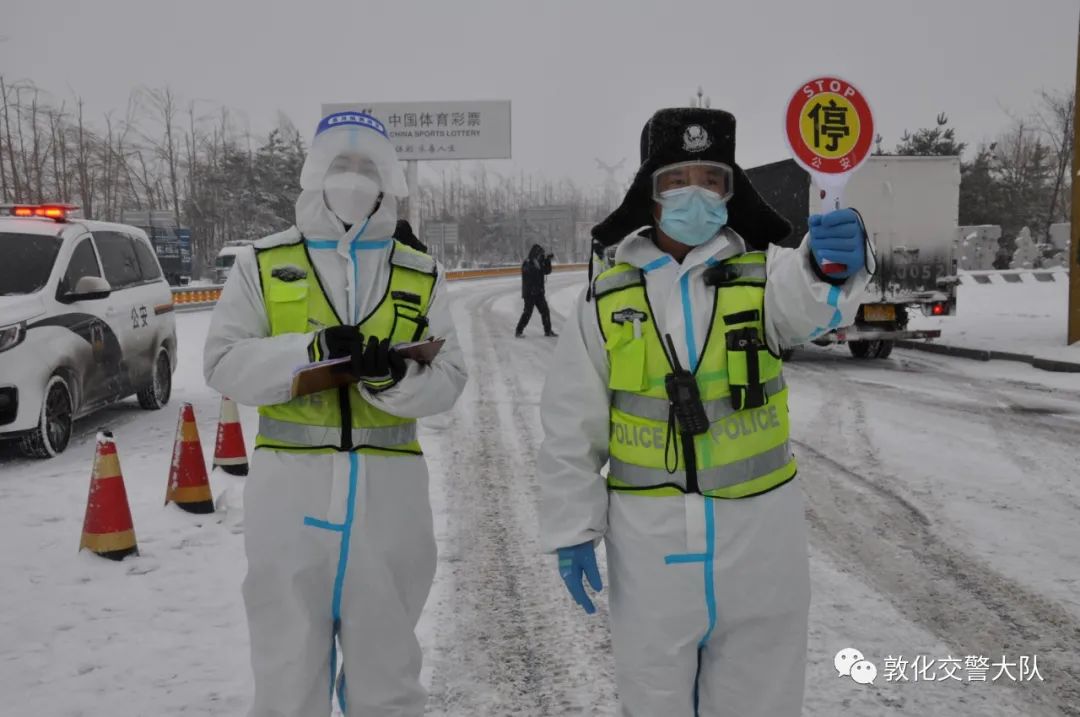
left=894, top=113, right=967, bottom=156
left=1009, top=227, right=1040, bottom=269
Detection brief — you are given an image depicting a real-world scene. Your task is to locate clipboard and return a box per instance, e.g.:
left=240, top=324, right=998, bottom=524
left=290, top=357, right=355, bottom=398
left=393, top=337, right=445, bottom=363
left=289, top=338, right=446, bottom=398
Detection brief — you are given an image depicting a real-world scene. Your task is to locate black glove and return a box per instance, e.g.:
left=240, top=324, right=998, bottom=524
left=352, top=335, right=407, bottom=392
left=313, top=325, right=364, bottom=361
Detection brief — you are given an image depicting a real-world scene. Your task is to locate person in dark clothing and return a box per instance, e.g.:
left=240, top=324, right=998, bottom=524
left=393, top=219, right=428, bottom=253
left=515, top=243, right=556, bottom=337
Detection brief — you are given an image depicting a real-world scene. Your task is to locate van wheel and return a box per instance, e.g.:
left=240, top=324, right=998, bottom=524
left=875, top=340, right=895, bottom=359
left=137, top=347, right=172, bottom=410
left=21, top=375, right=73, bottom=458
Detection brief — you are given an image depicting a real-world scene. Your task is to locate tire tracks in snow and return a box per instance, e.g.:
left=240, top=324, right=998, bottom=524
left=790, top=361, right=1080, bottom=716
left=426, top=277, right=616, bottom=716
left=476, top=279, right=618, bottom=716
left=795, top=354, right=1080, bottom=515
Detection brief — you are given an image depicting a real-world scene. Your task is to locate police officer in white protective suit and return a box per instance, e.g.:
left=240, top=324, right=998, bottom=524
left=204, top=111, right=466, bottom=716
left=538, top=107, right=876, bottom=716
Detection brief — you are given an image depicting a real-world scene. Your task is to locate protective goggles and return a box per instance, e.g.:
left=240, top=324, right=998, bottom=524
left=651, top=161, right=734, bottom=202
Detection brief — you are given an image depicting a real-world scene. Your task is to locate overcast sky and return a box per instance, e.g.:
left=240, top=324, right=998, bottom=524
left=4, top=0, right=1078, bottom=188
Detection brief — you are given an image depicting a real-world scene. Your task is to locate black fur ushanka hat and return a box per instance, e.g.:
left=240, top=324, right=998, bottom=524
left=592, top=107, right=792, bottom=250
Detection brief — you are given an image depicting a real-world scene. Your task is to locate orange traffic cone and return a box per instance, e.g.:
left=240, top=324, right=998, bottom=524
left=80, top=431, right=138, bottom=561
left=213, top=396, right=248, bottom=476
left=165, top=403, right=215, bottom=514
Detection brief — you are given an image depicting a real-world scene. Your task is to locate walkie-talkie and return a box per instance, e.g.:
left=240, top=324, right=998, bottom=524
left=663, top=335, right=710, bottom=436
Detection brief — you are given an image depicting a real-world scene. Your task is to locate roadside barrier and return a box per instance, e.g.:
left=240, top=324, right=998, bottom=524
left=959, top=268, right=1069, bottom=286
left=171, top=263, right=588, bottom=311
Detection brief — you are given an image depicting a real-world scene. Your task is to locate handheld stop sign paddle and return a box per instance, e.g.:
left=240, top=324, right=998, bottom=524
left=783, top=76, right=874, bottom=275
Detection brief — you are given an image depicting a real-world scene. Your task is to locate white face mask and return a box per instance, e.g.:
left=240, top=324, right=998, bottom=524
left=323, top=172, right=381, bottom=226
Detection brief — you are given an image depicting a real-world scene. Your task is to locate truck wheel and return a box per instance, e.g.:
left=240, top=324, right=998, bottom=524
left=137, top=347, right=172, bottom=410
left=21, top=375, right=73, bottom=458
left=779, top=348, right=796, bottom=362
left=875, top=340, right=895, bottom=359
left=848, top=341, right=874, bottom=359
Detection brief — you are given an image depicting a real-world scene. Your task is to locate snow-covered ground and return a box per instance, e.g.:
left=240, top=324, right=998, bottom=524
left=1, top=273, right=1078, bottom=716
left=908, top=271, right=1078, bottom=364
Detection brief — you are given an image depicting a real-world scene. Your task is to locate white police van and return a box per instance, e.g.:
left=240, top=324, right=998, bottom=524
left=214, top=239, right=255, bottom=284
left=0, top=204, right=178, bottom=457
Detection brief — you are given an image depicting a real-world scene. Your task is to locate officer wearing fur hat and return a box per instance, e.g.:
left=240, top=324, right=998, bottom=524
left=537, top=107, right=875, bottom=716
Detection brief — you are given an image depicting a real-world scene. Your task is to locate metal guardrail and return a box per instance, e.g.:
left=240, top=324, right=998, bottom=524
left=170, top=285, right=224, bottom=311
left=170, top=263, right=589, bottom=311
left=445, top=262, right=587, bottom=281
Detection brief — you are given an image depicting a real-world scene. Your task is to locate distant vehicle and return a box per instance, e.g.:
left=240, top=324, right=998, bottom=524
left=0, top=204, right=177, bottom=457
left=215, top=240, right=256, bottom=284
left=120, top=209, right=193, bottom=287
left=747, top=155, right=959, bottom=359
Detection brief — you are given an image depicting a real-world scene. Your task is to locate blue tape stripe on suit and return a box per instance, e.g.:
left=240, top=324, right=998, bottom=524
left=303, top=516, right=344, bottom=532
left=680, top=272, right=699, bottom=372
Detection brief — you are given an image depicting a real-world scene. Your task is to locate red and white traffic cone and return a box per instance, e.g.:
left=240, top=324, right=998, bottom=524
left=213, top=396, right=248, bottom=476
left=165, top=403, right=215, bottom=514
left=80, top=431, right=138, bottom=561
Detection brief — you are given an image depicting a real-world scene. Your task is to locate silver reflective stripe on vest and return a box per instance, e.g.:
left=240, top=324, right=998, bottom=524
left=258, top=416, right=417, bottom=448
left=391, top=250, right=436, bottom=275
left=593, top=269, right=643, bottom=297
left=612, top=375, right=787, bottom=423
left=608, top=441, right=793, bottom=492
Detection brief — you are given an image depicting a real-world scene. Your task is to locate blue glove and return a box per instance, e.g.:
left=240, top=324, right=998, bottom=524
left=808, top=208, right=866, bottom=280
left=557, top=542, right=602, bottom=614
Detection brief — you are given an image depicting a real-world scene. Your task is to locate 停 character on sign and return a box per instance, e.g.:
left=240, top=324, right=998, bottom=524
left=807, top=99, right=850, bottom=151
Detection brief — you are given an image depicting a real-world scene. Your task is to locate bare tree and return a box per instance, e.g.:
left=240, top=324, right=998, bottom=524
left=73, top=97, right=96, bottom=218
left=141, top=86, right=182, bottom=222
left=48, top=105, right=67, bottom=201
left=0, top=75, right=12, bottom=201
left=116, top=94, right=144, bottom=212
left=1034, top=88, right=1074, bottom=239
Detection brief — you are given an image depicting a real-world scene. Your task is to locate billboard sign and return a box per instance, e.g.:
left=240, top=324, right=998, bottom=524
left=322, top=101, right=511, bottom=161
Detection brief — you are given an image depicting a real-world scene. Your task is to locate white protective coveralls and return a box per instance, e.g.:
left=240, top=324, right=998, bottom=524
left=204, top=117, right=467, bottom=716
left=538, top=227, right=874, bottom=717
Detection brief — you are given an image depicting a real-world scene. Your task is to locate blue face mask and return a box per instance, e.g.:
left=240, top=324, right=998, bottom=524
left=658, top=186, right=729, bottom=247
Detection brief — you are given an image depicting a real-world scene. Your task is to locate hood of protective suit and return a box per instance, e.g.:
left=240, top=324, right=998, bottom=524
left=296, top=111, right=406, bottom=240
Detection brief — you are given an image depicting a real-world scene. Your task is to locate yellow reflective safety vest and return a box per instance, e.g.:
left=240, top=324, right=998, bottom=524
left=254, top=238, right=437, bottom=455
left=594, top=251, right=796, bottom=499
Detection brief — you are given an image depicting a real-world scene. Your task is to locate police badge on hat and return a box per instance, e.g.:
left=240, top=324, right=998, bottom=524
left=683, top=125, right=712, bottom=152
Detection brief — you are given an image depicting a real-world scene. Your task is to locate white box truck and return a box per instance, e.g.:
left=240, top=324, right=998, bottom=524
left=747, top=155, right=960, bottom=359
